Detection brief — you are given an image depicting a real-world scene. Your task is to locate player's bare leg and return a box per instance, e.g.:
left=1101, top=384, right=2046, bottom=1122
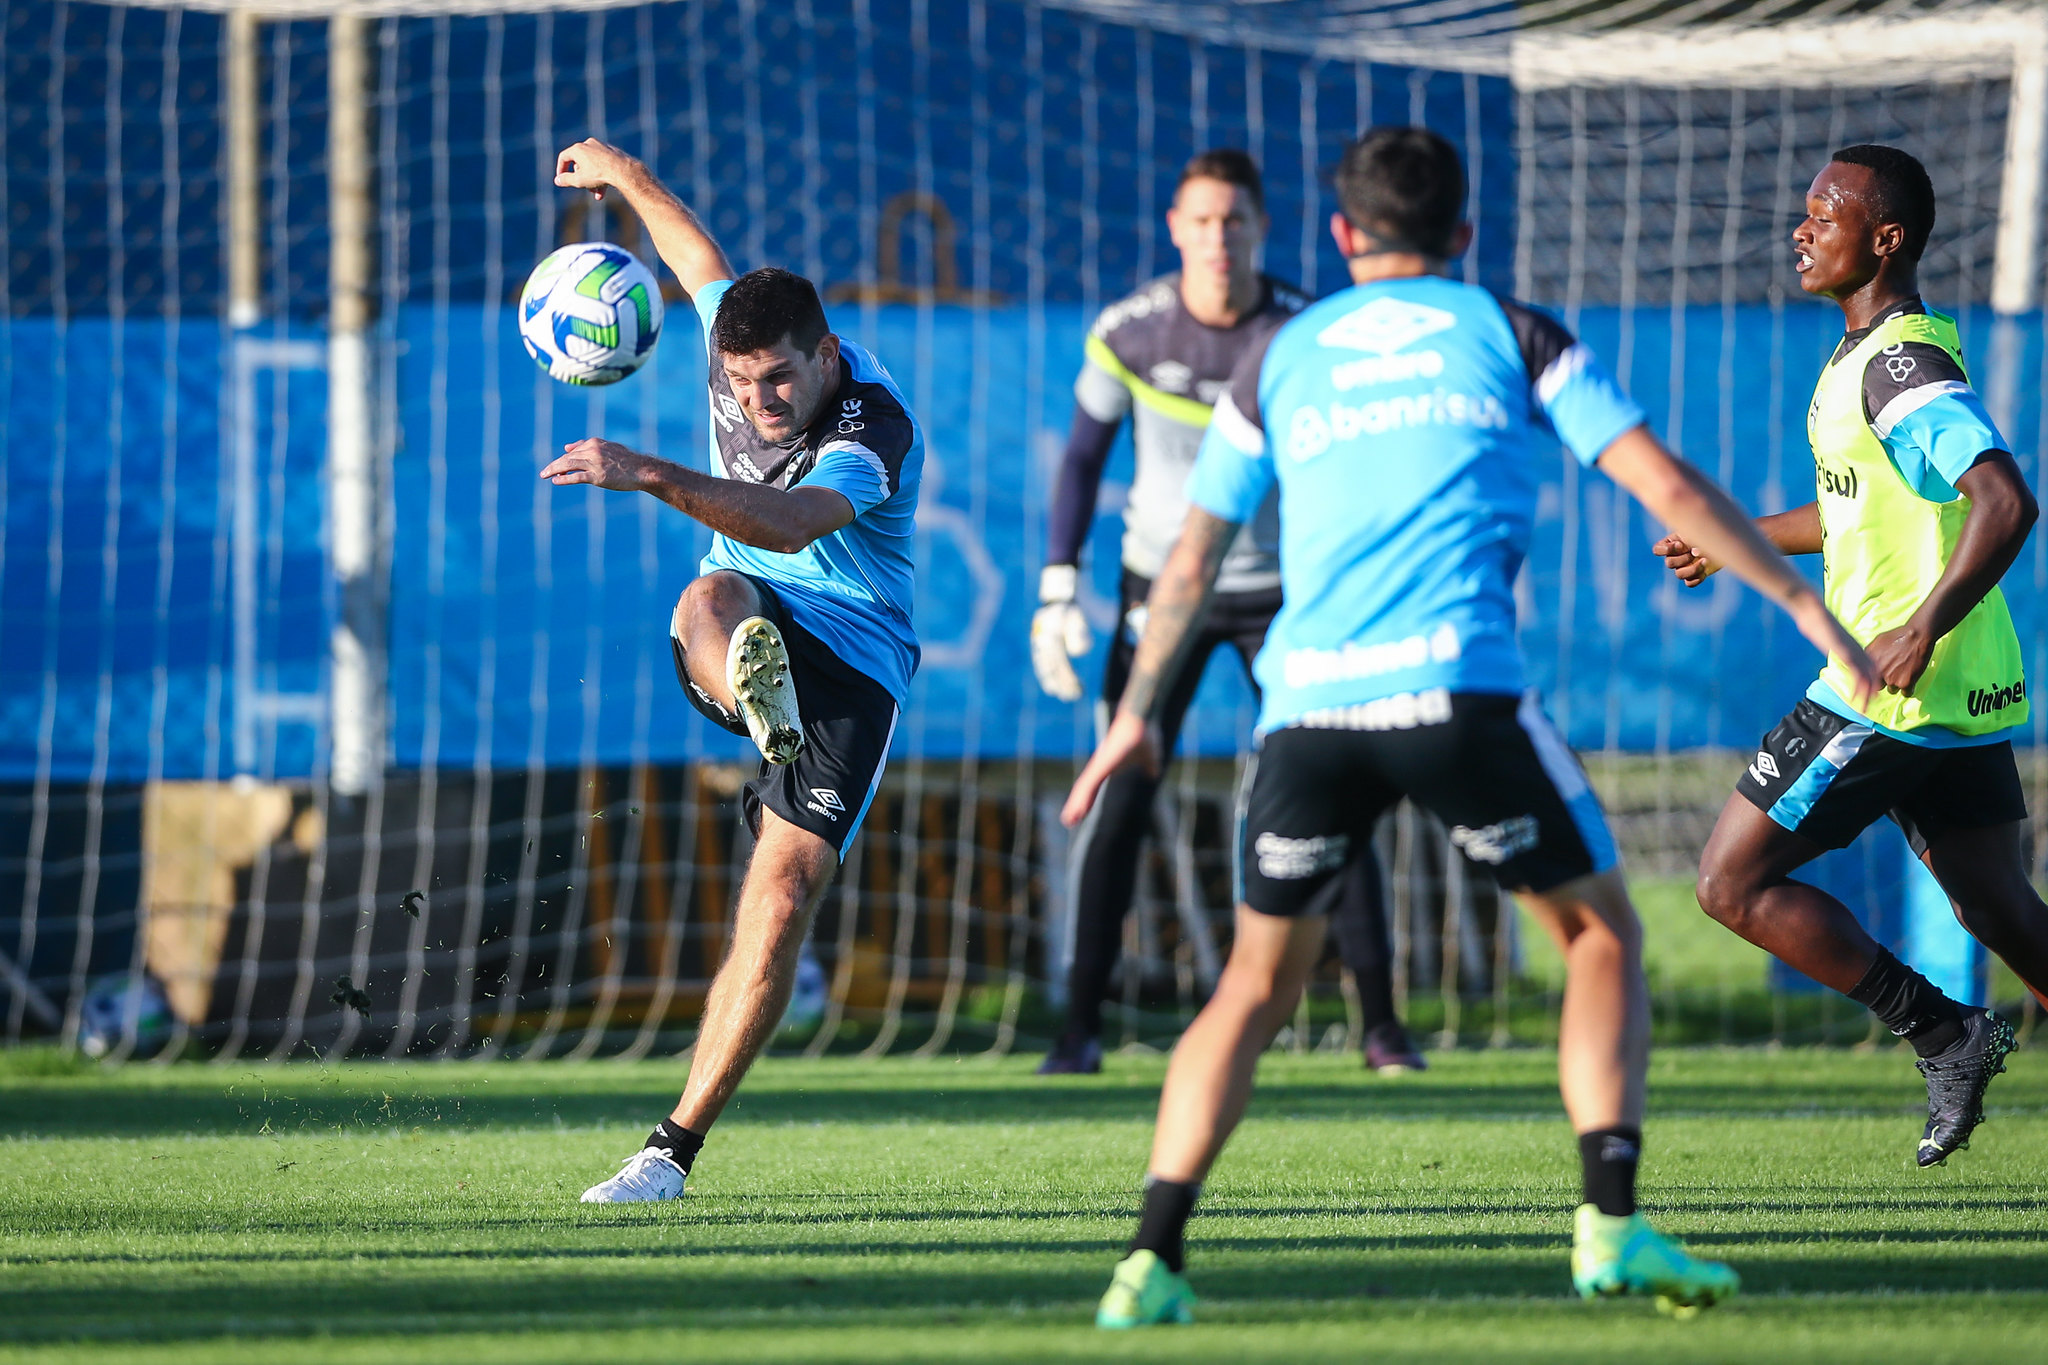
left=1145, top=907, right=1328, bottom=1184
left=1694, top=795, right=1880, bottom=991
left=1110, top=879, right=1730, bottom=1321
left=1696, top=796, right=2021, bottom=1165
left=1918, top=821, right=2048, bottom=1008
left=672, top=810, right=836, bottom=1130
left=581, top=810, right=834, bottom=1202
left=1094, top=907, right=1322, bottom=1327
left=672, top=570, right=768, bottom=715
left=1514, top=868, right=1647, bottom=1135
left=1091, top=868, right=1654, bottom=1210
left=1512, top=868, right=1734, bottom=1314
left=671, top=569, right=805, bottom=764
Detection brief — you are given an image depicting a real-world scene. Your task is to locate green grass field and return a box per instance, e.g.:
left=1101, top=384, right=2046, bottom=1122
left=3, top=1048, right=2045, bottom=1363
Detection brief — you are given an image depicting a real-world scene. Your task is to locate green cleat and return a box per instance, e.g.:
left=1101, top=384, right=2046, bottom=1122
left=1095, top=1249, right=1196, bottom=1328
left=1571, top=1204, right=1740, bottom=1319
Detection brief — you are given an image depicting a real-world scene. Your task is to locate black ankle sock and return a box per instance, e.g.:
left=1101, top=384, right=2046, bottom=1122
left=1847, top=948, right=1965, bottom=1057
left=645, top=1118, right=705, bottom=1174
left=1578, top=1127, right=1641, bottom=1217
left=1129, top=1176, right=1201, bottom=1274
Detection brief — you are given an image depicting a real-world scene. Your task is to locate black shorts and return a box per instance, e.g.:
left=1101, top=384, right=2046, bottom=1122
left=671, top=574, right=897, bottom=859
left=1103, top=568, right=1281, bottom=752
left=1237, top=691, right=1618, bottom=916
left=1739, top=697, right=2027, bottom=855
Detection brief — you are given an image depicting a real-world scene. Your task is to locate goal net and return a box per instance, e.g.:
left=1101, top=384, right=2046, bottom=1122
left=2, top=0, right=2042, bottom=1059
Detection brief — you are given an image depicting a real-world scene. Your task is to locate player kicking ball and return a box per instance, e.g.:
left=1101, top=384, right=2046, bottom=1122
left=1659, top=145, right=2048, bottom=1167
left=1064, top=127, right=1883, bottom=1326
left=543, top=138, right=923, bottom=1202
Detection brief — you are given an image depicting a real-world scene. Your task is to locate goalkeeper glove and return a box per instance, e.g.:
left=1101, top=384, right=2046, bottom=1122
left=1030, top=564, right=1093, bottom=702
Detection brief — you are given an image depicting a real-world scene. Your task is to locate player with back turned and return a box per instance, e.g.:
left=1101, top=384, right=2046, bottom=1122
left=1064, top=126, right=1884, bottom=1326
left=1658, top=144, right=2048, bottom=1167
left=540, top=138, right=923, bottom=1203
left=1034, top=148, right=1423, bottom=1077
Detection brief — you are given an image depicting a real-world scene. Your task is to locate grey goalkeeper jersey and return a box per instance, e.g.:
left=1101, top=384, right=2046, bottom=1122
left=1074, top=273, right=1308, bottom=592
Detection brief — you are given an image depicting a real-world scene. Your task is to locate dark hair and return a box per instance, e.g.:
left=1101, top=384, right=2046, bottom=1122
left=1332, top=126, right=1465, bottom=258
left=711, top=266, right=830, bottom=357
left=1176, top=148, right=1264, bottom=213
left=1830, top=143, right=1936, bottom=262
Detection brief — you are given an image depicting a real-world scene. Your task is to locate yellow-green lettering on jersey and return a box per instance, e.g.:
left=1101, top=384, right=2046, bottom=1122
left=1809, top=307, right=2026, bottom=735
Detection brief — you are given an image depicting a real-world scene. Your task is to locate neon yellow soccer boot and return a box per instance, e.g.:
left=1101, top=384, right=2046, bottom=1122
left=1095, top=1249, right=1196, bottom=1328
left=1571, top=1204, right=1740, bottom=1319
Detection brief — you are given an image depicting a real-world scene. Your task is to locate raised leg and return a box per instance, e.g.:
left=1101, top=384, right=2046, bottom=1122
left=1694, top=793, right=1879, bottom=993
left=670, top=569, right=768, bottom=718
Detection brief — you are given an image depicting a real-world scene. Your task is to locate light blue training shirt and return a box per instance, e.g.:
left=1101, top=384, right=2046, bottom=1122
left=1186, top=274, right=1648, bottom=734
left=692, top=279, right=923, bottom=702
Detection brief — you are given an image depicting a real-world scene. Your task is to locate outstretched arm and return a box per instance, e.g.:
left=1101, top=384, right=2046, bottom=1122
left=1062, top=508, right=1236, bottom=826
left=1863, top=452, right=2036, bottom=693
left=540, top=438, right=852, bottom=553
left=553, top=138, right=734, bottom=300
left=1655, top=501, right=1820, bottom=586
left=1598, top=425, right=1881, bottom=708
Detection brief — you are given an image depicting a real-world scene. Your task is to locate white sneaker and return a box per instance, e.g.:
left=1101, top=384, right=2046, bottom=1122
left=579, top=1148, right=686, bottom=1203
left=726, top=616, right=804, bottom=764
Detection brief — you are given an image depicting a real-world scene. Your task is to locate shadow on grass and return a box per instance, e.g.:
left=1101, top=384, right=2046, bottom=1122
left=16, top=1213, right=2048, bottom=1272
left=0, top=1068, right=1982, bottom=1140
left=6, top=1239, right=2048, bottom=1347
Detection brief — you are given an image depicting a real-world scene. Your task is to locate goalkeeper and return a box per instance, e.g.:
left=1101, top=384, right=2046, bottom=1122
left=1034, top=149, right=1423, bottom=1076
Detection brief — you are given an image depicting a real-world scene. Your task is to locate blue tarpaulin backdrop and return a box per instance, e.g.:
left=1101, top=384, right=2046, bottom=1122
left=5, top=302, right=2044, bottom=783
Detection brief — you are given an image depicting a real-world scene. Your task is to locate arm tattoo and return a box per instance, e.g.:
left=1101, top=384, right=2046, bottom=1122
left=1121, top=509, right=1238, bottom=723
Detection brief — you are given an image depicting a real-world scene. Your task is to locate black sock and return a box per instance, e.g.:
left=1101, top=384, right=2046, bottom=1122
left=645, top=1118, right=705, bottom=1174
left=1847, top=948, right=1965, bottom=1057
left=1128, top=1176, right=1200, bottom=1273
left=1578, top=1128, right=1641, bottom=1217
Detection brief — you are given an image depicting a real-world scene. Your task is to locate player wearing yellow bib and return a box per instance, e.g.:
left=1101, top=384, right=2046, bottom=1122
left=1659, top=146, right=2048, bottom=1167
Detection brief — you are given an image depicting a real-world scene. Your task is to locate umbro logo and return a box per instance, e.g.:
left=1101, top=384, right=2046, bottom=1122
left=1149, top=360, right=1194, bottom=394
left=1748, top=751, right=1781, bottom=786
left=1317, top=296, right=1457, bottom=356
left=806, top=787, right=845, bottom=821
left=712, top=392, right=743, bottom=433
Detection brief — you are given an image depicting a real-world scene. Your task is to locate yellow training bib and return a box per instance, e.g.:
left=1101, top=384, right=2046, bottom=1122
left=1808, top=307, right=2026, bottom=735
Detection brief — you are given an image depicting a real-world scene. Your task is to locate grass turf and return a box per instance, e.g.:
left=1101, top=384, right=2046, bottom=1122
left=2, top=1049, right=2045, bottom=1363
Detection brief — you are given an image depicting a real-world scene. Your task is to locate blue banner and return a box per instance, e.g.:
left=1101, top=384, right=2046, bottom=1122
left=4, top=303, right=2045, bottom=781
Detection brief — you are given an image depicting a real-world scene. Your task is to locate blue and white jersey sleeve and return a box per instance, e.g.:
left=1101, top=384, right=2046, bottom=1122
left=1861, top=342, right=2007, bottom=501
left=1496, top=298, right=1647, bottom=466
left=692, top=278, right=732, bottom=337
left=1185, top=324, right=1279, bottom=524
left=801, top=398, right=917, bottom=518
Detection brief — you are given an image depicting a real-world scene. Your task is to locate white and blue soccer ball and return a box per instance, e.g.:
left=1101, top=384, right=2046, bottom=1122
left=77, top=971, right=173, bottom=1059
left=778, top=945, right=830, bottom=1038
left=518, top=241, right=664, bottom=386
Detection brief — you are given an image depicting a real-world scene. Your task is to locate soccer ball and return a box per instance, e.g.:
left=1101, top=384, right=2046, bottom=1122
left=77, top=971, right=173, bottom=1059
left=777, top=945, right=829, bottom=1038
left=518, top=241, right=664, bottom=386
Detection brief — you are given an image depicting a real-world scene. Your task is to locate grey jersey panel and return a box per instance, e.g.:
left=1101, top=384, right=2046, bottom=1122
left=1080, top=273, right=1308, bottom=592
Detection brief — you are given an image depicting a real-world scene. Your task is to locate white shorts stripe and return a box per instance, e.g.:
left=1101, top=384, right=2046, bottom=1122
left=1515, top=691, right=1618, bottom=873
left=840, top=704, right=899, bottom=858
